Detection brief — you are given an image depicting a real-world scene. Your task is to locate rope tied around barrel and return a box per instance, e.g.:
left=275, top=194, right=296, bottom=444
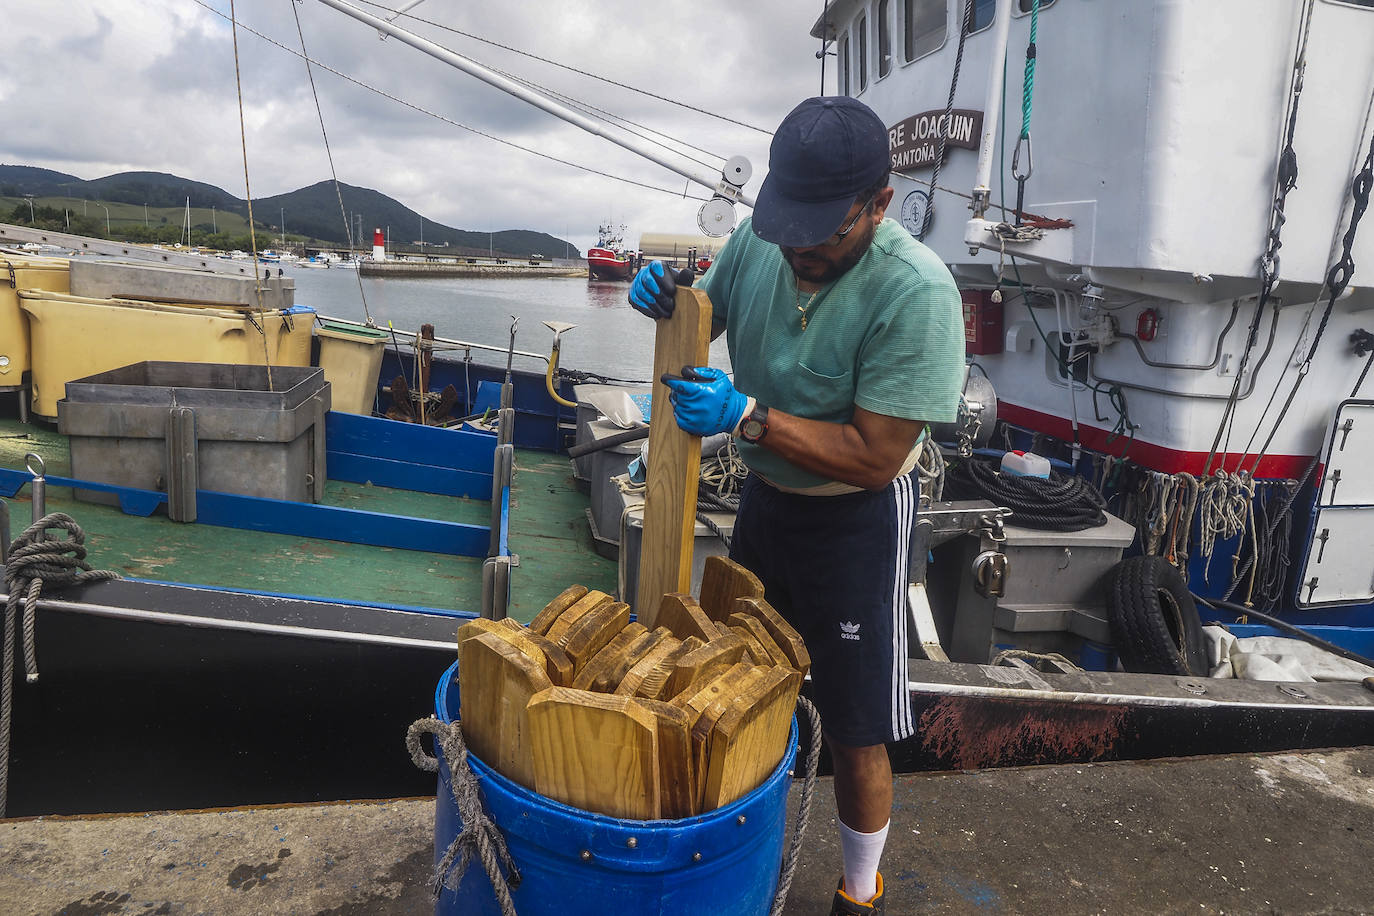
left=2, top=512, right=121, bottom=818
left=407, top=695, right=824, bottom=916
left=406, top=716, right=521, bottom=914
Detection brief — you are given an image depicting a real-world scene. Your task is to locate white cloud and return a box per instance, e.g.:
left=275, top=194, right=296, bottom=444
left=1, top=0, right=834, bottom=254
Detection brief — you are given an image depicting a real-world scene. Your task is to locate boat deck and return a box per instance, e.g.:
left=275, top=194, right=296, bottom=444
left=0, top=416, right=616, bottom=621
left=4, top=745, right=1371, bottom=914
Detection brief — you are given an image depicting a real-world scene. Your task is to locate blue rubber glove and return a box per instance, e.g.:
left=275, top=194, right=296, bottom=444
left=629, top=261, right=692, bottom=319
left=659, top=366, right=753, bottom=437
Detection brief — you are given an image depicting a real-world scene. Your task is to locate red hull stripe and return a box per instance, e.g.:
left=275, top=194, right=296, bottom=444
left=997, top=401, right=1313, bottom=479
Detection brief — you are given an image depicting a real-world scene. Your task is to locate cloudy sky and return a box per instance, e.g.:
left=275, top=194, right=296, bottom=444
left=0, top=0, right=837, bottom=254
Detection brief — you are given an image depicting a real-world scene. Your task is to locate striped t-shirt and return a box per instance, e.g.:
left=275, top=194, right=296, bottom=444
left=699, top=215, right=965, bottom=491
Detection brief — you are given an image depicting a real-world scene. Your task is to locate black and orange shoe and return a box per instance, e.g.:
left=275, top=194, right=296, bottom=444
left=829, top=872, right=885, bottom=915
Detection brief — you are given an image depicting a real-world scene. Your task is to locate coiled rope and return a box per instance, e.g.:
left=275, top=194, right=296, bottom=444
left=408, top=695, right=823, bottom=916
left=945, top=457, right=1107, bottom=531
left=2, top=513, right=121, bottom=818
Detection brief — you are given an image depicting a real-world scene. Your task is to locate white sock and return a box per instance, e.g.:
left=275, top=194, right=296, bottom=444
left=839, top=819, right=889, bottom=903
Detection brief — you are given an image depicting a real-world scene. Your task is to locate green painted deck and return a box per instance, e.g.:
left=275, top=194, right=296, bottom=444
left=0, top=417, right=616, bottom=623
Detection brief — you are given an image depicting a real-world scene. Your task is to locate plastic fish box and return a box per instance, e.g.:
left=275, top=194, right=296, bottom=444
left=0, top=254, right=70, bottom=385
left=19, top=290, right=313, bottom=417
left=58, top=361, right=330, bottom=505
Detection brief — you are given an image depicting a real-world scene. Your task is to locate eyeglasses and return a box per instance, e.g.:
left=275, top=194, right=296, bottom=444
left=821, top=193, right=876, bottom=247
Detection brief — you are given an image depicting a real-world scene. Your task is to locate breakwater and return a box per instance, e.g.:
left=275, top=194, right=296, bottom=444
left=360, top=259, right=586, bottom=279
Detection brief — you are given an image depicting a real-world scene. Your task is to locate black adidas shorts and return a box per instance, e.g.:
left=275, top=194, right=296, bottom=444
left=729, top=470, right=916, bottom=747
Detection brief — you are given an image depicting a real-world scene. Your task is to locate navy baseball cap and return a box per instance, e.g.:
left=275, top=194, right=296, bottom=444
left=752, top=97, right=891, bottom=247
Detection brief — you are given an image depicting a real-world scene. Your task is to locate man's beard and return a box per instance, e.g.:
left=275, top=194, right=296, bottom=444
left=780, top=221, right=876, bottom=284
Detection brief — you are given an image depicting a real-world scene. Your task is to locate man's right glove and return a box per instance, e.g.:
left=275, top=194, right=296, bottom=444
left=629, top=261, right=692, bottom=319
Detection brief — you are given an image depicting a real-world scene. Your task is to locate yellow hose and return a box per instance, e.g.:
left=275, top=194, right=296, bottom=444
left=545, top=341, right=577, bottom=408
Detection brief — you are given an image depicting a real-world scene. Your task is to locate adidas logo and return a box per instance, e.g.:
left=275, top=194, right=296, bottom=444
left=840, top=621, right=861, bottom=641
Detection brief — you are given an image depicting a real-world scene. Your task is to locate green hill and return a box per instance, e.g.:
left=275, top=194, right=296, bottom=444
left=0, top=165, right=579, bottom=258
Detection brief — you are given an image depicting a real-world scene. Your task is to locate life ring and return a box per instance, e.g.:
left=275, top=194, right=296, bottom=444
left=1106, top=556, right=1209, bottom=676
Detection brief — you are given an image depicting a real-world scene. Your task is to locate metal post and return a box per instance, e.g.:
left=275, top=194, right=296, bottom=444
left=970, top=0, right=1019, bottom=220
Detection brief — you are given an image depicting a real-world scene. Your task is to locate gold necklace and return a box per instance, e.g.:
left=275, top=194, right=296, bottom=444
left=795, top=286, right=820, bottom=330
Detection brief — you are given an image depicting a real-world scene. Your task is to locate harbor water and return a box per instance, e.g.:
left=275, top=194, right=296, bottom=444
left=289, top=268, right=733, bottom=384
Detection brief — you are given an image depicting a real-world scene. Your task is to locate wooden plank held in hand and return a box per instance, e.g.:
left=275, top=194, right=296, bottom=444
left=698, top=556, right=766, bottom=623
left=636, top=286, right=713, bottom=627
left=526, top=687, right=660, bottom=820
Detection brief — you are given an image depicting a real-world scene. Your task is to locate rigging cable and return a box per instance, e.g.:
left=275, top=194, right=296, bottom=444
left=289, top=0, right=374, bottom=326
left=920, top=0, right=975, bottom=239
left=1202, top=0, right=1316, bottom=476
left=1235, top=82, right=1374, bottom=477
left=351, top=0, right=773, bottom=135
left=193, top=1, right=713, bottom=202
left=1011, top=0, right=1040, bottom=225
left=228, top=0, right=275, bottom=393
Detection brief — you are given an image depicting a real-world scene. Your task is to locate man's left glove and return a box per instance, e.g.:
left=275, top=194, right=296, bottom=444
left=660, top=366, right=754, bottom=437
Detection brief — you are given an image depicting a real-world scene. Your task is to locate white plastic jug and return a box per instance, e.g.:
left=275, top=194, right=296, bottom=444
left=1000, top=450, right=1051, bottom=479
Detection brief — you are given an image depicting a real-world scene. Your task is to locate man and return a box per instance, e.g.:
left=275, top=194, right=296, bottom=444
left=629, top=96, right=964, bottom=915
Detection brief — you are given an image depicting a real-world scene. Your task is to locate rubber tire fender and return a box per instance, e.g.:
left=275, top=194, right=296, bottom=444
left=1106, top=555, right=1210, bottom=676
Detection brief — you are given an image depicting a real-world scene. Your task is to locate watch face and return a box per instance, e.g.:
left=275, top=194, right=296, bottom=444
left=900, top=189, right=931, bottom=239
left=742, top=419, right=764, bottom=440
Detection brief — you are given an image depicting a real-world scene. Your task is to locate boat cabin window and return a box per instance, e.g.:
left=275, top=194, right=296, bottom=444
left=878, top=0, right=893, bottom=78
left=857, top=13, right=869, bottom=92
left=971, top=0, right=996, bottom=32
left=839, top=33, right=851, bottom=95
left=1016, top=0, right=1056, bottom=12
left=1324, top=0, right=1374, bottom=7
left=904, top=0, right=946, bottom=62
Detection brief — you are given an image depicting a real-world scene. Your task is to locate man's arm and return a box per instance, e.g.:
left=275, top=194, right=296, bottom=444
left=756, top=405, right=923, bottom=491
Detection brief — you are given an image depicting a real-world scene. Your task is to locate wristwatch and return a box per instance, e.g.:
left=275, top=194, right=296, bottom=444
left=739, top=404, right=770, bottom=443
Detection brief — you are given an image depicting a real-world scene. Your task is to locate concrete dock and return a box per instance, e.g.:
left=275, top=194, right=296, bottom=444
left=4, top=747, right=1372, bottom=914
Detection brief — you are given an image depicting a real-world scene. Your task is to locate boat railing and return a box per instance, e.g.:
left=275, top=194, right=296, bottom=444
left=315, top=313, right=552, bottom=368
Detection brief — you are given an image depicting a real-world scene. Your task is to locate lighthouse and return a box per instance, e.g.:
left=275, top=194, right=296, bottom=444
left=372, top=227, right=386, bottom=261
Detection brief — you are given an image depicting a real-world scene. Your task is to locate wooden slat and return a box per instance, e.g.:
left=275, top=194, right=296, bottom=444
left=702, top=668, right=802, bottom=810
left=636, top=287, right=713, bottom=626
left=529, top=585, right=590, bottom=635
left=639, top=698, right=697, bottom=819
left=457, top=630, right=553, bottom=791
left=521, top=630, right=576, bottom=686
left=614, top=635, right=684, bottom=698
left=734, top=596, right=811, bottom=678
left=457, top=618, right=548, bottom=671
left=729, top=624, right=775, bottom=666
left=698, top=556, right=765, bottom=623
left=559, top=600, right=631, bottom=670
left=686, top=665, right=770, bottom=811
left=656, top=593, right=720, bottom=642
left=664, top=633, right=748, bottom=701
left=544, top=590, right=614, bottom=643
left=526, top=687, right=661, bottom=820
left=601, top=626, right=674, bottom=692
left=727, top=612, right=793, bottom=669
left=570, top=622, right=648, bottom=690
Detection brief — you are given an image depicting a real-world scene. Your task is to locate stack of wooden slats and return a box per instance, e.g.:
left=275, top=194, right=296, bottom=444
left=457, top=556, right=810, bottom=820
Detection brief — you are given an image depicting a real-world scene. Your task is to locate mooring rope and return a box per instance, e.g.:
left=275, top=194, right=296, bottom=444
left=769, top=695, right=822, bottom=916
left=1, top=513, right=121, bottom=818
left=407, top=717, right=521, bottom=915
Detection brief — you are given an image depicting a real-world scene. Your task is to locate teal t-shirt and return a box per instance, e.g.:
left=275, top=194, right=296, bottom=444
left=700, top=215, right=965, bottom=490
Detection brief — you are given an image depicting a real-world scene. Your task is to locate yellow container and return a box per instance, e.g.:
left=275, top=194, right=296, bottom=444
left=0, top=255, right=70, bottom=385
left=315, top=320, right=389, bottom=415
left=18, top=290, right=313, bottom=418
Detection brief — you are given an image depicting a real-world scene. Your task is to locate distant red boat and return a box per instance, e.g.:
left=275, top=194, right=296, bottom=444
left=587, top=224, right=632, bottom=280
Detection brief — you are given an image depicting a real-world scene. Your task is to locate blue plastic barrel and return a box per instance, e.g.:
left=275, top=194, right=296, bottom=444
left=432, top=661, right=797, bottom=916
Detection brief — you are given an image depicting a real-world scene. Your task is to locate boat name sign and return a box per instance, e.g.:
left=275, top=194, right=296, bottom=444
left=887, top=109, right=984, bottom=173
